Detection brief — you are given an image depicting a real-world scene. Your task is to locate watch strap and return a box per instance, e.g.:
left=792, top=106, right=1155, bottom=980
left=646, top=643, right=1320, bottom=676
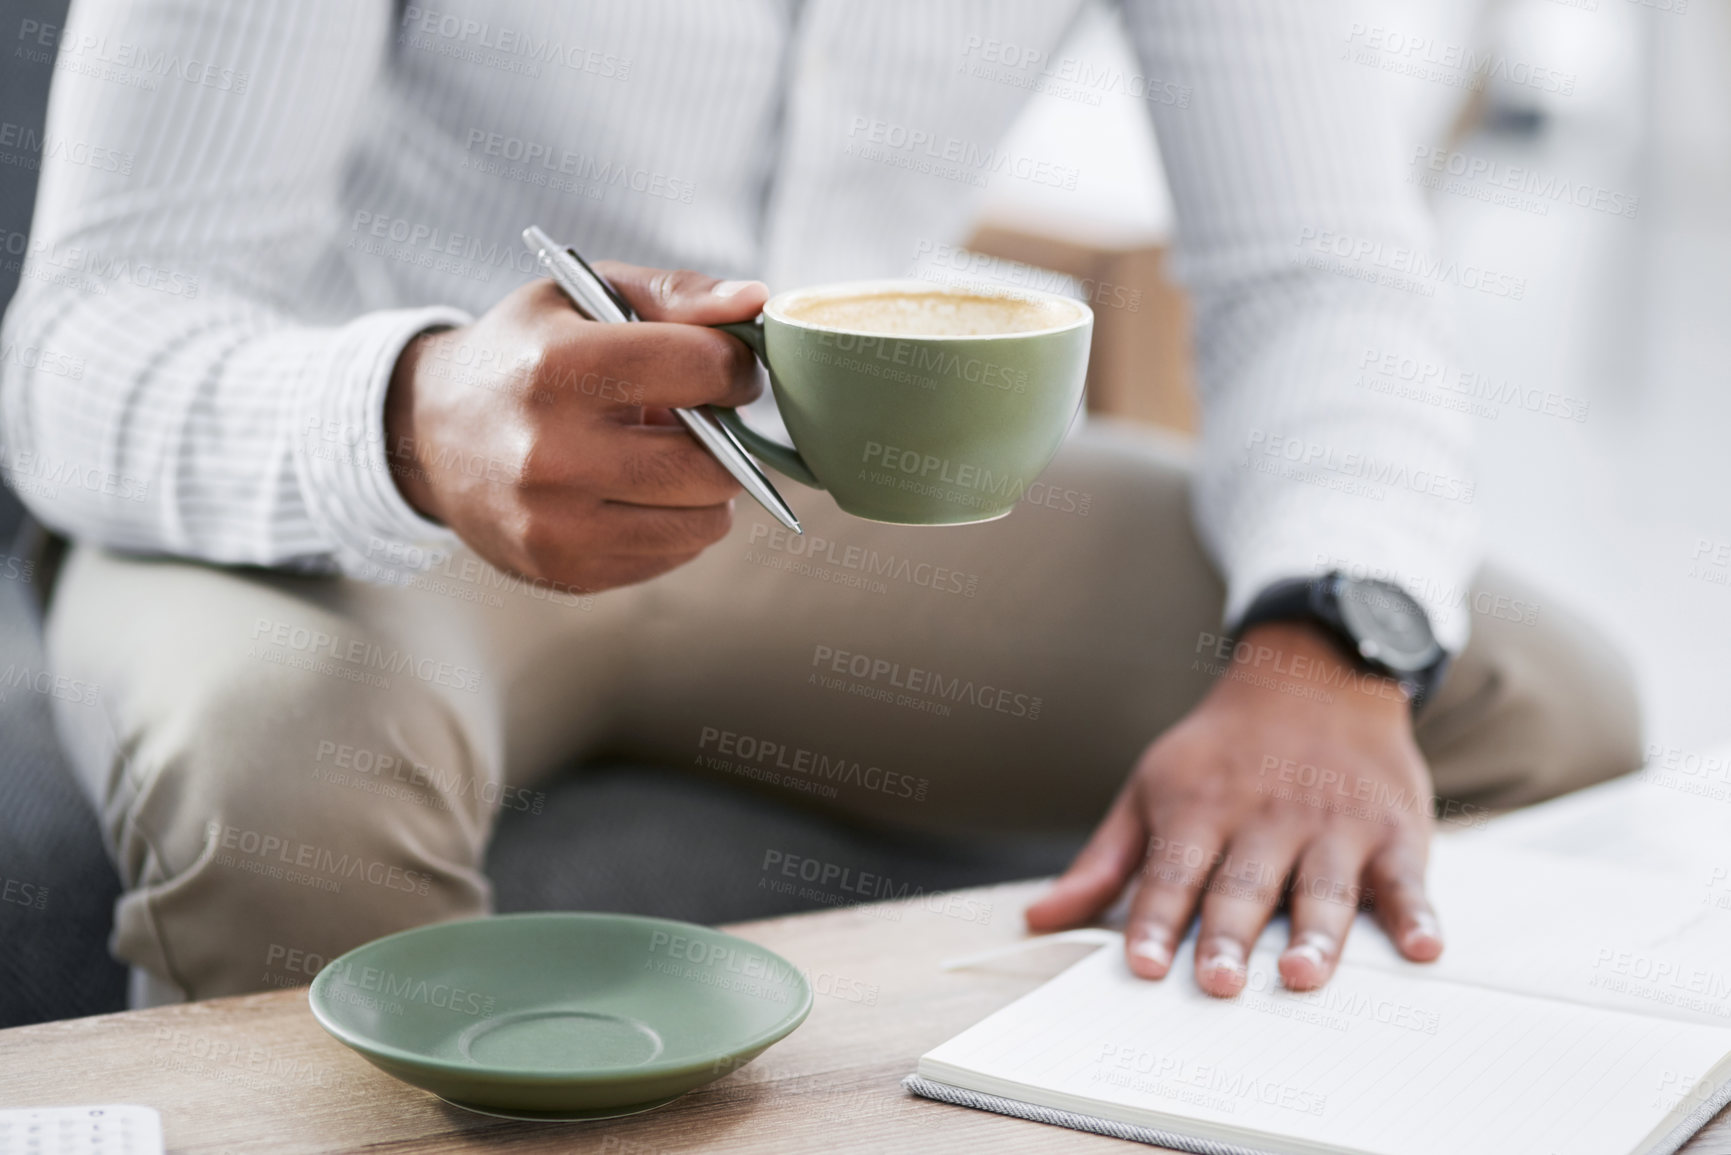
left=1233, top=576, right=1331, bottom=640
left=1232, top=573, right=1449, bottom=709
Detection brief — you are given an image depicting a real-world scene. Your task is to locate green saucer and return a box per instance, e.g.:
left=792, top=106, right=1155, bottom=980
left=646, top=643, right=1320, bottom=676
left=308, top=912, right=813, bottom=1121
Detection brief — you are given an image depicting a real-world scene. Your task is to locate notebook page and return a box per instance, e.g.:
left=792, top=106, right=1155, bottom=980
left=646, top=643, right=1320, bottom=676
left=1452, top=768, right=1731, bottom=883
left=919, top=944, right=1731, bottom=1155
left=1330, top=840, right=1731, bottom=1028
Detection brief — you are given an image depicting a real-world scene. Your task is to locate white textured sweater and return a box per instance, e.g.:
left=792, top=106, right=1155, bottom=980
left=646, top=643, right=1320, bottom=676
left=0, top=0, right=1477, bottom=649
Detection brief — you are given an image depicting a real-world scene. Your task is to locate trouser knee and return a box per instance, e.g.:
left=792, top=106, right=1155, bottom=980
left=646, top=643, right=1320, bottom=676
left=101, top=650, right=498, bottom=1000
left=1419, top=566, right=1642, bottom=809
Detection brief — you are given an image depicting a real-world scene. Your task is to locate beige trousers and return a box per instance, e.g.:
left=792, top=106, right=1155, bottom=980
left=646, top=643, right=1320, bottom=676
left=45, top=422, right=1642, bottom=1002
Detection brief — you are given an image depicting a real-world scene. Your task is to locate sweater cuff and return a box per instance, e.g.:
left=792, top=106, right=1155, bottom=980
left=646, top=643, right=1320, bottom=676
left=292, top=305, right=472, bottom=583
left=1221, top=531, right=1473, bottom=658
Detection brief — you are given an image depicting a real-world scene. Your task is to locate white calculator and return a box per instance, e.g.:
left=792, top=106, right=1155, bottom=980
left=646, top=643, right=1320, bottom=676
left=0, top=1107, right=163, bottom=1155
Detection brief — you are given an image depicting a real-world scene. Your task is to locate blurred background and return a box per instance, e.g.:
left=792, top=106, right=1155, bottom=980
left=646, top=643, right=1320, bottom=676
left=0, top=0, right=1724, bottom=1024
left=950, top=0, right=1725, bottom=756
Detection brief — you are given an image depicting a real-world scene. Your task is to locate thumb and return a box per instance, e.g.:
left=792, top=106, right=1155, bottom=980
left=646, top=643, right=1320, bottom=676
left=590, top=260, right=769, bottom=325
left=1025, top=790, right=1146, bottom=933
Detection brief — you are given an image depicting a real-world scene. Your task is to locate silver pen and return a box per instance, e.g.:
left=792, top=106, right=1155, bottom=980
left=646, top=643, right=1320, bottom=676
left=521, top=226, right=802, bottom=534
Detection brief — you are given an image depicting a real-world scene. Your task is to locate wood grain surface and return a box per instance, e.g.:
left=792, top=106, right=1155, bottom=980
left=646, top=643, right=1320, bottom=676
left=2, top=879, right=1728, bottom=1154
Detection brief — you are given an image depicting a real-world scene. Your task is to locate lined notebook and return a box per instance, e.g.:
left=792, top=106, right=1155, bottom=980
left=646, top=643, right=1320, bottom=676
left=908, top=841, right=1731, bottom=1155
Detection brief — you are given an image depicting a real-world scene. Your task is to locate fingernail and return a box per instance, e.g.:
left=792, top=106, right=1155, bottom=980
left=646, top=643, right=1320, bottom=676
left=1281, top=931, right=1334, bottom=971
left=712, top=279, right=764, bottom=298
left=1403, top=911, right=1442, bottom=951
left=1130, top=938, right=1172, bottom=970
left=1199, top=938, right=1246, bottom=978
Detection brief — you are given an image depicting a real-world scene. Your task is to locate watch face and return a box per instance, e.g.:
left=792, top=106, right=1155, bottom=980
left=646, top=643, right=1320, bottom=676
left=1334, top=577, right=1441, bottom=673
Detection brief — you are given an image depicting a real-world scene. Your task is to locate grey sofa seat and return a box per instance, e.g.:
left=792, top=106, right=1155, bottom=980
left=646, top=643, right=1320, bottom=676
left=487, top=767, right=1078, bottom=925
left=0, top=544, right=128, bottom=1025
left=0, top=496, right=1081, bottom=1028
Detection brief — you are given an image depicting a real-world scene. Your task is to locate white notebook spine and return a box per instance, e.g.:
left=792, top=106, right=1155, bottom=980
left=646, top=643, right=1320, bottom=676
left=1643, top=1074, right=1731, bottom=1155
left=904, top=1074, right=1290, bottom=1155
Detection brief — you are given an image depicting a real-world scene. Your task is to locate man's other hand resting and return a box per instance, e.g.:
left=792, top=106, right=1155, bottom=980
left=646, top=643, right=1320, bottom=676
left=1028, top=621, right=1443, bottom=997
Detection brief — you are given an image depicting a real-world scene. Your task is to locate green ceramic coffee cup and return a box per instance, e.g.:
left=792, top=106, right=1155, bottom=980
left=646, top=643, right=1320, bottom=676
left=706, top=279, right=1092, bottom=526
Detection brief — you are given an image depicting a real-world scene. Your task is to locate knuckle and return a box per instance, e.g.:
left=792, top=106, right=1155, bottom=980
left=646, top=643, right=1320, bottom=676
left=1368, top=858, right=1420, bottom=899
left=506, top=336, right=560, bottom=402
left=1259, top=791, right=1319, bottom=824
left=522, top=343, right=555, bottom=394
left=1215, top=871, right=1282, bottom=908
left=517, top=438, right=565, bottom=491
left=1139, top=857, right=1202, bottom=892
left=517, top=515, right=567, bottom=577
left=623, top=508, right=722, bottom=554
left=647, top=271, right=678, bottom=310
left=1151, top=796, right=1223, bottom=833
left=664, top=505, right=730, bottom=550
left=638, top=442, right=735, bottom=502
left=521, top=279, right=567, bottom=315
left=653, top=268, right=706, bottom=309
left=620, top=446, right=687, bottom=494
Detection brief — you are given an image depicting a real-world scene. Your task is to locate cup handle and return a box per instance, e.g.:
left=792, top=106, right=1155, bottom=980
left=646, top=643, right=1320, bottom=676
left=703, top=319, right=824, bottom=491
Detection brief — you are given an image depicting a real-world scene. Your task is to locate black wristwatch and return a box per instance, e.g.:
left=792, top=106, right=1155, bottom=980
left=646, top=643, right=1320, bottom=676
left=1233, top=572, right=1449, bottom=707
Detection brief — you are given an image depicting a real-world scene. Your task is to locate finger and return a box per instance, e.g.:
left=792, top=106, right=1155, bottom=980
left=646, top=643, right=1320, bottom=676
left=585, top=424, right=745, bottom=507
left=1124, top=819, right=1226, bottom=982
left=588, top=500, right=736, bottom=557
left=1026, top=791, right=1145, bottom=934
left=563, top=550, right=707, bottom=595
left=545, top=321, right=762, bottom=411
left=1280, top=836, right=1373, bottom=991
left=590, top=261, right=769, bottom=324
left=519, top=500, right=734, bottom=578
left=1366, top=837, right=1444, bottom=962
left=1192, top=828, right=1306, bottom=997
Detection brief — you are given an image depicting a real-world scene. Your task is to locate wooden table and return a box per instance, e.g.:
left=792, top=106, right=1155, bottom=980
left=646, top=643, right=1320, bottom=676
left=4, top=880, right=1731, bottom=1154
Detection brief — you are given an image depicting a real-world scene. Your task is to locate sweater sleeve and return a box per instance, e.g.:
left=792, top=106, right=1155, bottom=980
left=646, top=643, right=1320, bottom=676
left=0, top=0, right=467, bottom=579
left=1120, top=0, right=1480, bottom=652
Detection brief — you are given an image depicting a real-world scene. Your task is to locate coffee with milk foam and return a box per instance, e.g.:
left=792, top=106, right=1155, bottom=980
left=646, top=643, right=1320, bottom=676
left=781, top=290, right=1075, bottom=337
